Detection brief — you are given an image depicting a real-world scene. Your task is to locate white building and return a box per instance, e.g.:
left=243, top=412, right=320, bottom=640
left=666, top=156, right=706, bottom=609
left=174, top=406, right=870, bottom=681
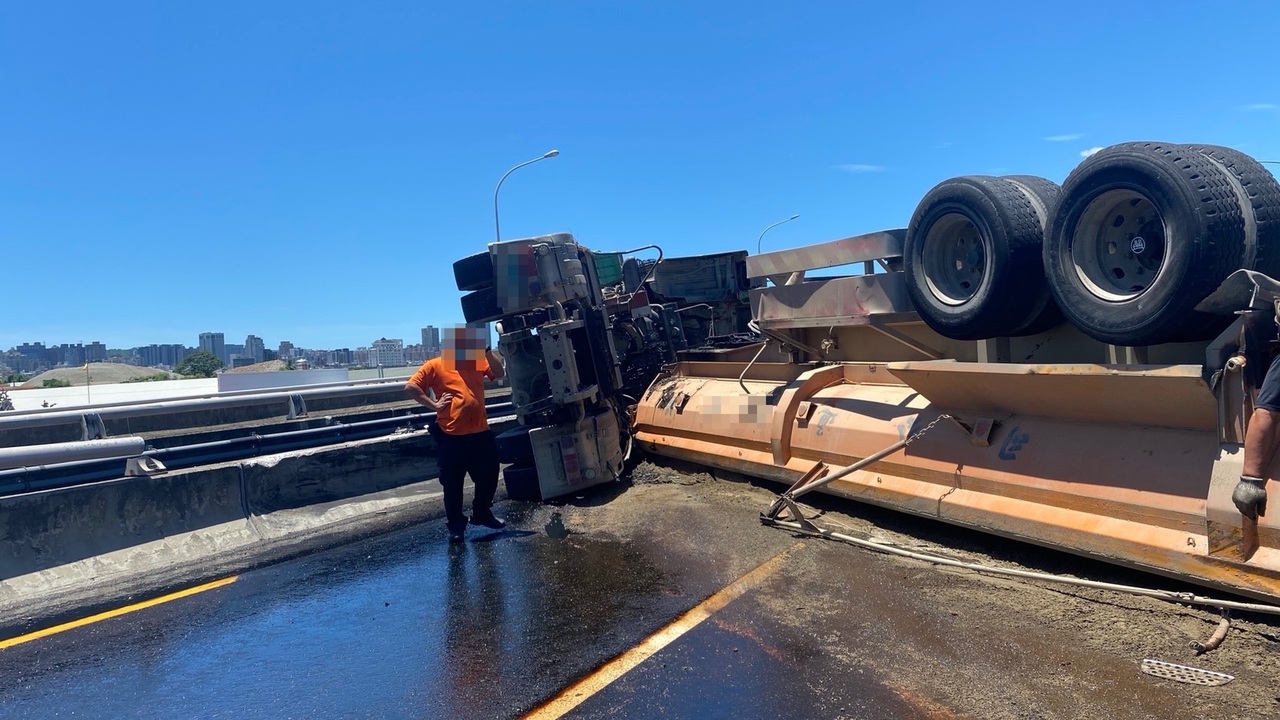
left=369, top=338, right=405, bottom=367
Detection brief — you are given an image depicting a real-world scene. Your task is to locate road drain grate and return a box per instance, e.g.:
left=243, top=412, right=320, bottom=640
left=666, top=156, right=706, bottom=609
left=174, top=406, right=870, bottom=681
left=1140, top=659, right=1234, bottom=686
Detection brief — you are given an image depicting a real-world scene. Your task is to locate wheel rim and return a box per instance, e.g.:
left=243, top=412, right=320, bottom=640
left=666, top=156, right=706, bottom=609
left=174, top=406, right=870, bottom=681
left=1071, top=189, right=1167, bottom=302
left=921, top=212, right=987, bottom=305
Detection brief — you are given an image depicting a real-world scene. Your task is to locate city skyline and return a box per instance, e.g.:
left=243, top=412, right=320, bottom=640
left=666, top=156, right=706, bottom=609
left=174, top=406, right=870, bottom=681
left=3, top=325, right=447, bottom=375
left=3, top=329, right=431, bottom=355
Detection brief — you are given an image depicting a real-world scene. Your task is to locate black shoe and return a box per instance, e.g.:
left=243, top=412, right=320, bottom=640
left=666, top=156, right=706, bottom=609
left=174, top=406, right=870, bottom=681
left=470, top=511, right=506, bottom=530
left=449, top=531, right=466, bottom=544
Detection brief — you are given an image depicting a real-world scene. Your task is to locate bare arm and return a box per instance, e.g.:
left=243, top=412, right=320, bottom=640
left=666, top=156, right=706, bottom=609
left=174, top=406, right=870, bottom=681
left=404, top=381, right=441, bottom=411
left=1244, top=407, right=1280, bottom=477
left=486, top=347, right=505, bottom=380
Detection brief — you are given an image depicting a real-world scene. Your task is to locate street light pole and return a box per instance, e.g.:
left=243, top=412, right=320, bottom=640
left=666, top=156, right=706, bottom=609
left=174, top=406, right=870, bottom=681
left=494, top=149, right=560, bottom=242
left=757, top=214, right=801, bottom=255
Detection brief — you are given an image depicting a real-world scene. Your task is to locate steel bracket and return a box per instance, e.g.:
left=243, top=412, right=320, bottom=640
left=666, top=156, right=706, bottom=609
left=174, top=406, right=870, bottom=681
left=949, top=416, right=997, bottom=447
left=81, top=413, right=107, bottom=441
left=762, top=493, right=819, bottom=532
left=795, top=401, right=817, bottom=427
left=287, top=394, right=308, bottom=419
left=674, top=392, right=691, bottom=414
left=125, top=456, right=167, bottom=477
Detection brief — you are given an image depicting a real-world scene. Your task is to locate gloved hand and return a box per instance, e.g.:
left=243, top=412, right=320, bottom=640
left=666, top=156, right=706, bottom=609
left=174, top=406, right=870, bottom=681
left=1233, top=475, right=1268, bottom=519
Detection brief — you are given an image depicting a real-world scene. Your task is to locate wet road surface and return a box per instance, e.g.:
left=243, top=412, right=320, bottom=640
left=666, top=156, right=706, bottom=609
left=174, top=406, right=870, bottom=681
left=4, top=462, right=1280, bottom=719
left=0, top=488, right=926, bottom=718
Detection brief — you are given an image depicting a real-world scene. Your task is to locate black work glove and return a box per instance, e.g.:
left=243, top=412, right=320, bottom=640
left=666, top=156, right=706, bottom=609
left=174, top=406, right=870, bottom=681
left=1233, top=476, right=1268, bottom=519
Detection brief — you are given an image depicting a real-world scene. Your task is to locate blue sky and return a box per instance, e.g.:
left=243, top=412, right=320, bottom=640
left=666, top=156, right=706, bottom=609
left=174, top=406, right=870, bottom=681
left=2, top=1, right=1278, bottom=351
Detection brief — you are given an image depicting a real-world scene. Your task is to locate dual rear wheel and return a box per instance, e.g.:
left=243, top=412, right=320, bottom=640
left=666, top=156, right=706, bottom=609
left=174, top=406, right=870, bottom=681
left=905, top=143, right=1280, bottom=346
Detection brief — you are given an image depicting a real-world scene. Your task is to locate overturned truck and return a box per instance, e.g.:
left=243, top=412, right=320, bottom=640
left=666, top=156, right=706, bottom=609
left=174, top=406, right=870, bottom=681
left=635, top=141, right=1280, bottom=602
left=453, top=235, right=756, bottom=501
left=459, top=141, right=1280, bottom=602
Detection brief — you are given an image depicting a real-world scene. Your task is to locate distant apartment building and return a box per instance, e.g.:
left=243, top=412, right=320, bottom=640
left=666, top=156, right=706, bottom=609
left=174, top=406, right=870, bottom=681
left=224, top=343, right=244, bottom=364
left=48, top=343, right=85, bottom=367
left=329, top=348, right=353, bottom=366
left=369, top=338, right=405, bottom=367
left=405, top=343, right=427, bottom=365
left=244, top=334, right=265, bottom=363
left=137, top=344, right=187, bottom=368
left=13, top=342, right=49, bottom=373
left=86, top=342, right=107, bottom=363
left=1, top=350, right=23, bottom=373
left=198, top=332, right=226, bottom=364
left=278, top=340, right=296, bottom=359
left=421, top=326, right=441, bottom=355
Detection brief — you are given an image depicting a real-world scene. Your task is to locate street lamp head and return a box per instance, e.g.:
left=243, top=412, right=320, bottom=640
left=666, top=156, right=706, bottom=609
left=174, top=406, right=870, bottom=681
left=756, top=213, right=802, bottom=255
left=495, top=149, right=562, bottom=242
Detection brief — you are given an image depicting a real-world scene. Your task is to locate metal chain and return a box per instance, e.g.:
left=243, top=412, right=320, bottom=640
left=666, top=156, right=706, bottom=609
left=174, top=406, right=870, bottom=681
left=903, top=413, right=951, bottom=447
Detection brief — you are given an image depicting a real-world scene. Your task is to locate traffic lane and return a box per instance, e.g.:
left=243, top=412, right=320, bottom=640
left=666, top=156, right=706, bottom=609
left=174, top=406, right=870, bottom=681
left=561, top=564, right=936, bottom=720
left=0, top=486, right=807, bottom=718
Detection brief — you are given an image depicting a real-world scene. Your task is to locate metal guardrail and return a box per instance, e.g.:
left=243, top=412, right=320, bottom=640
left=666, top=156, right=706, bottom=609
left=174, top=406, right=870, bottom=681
left=0, top=401, right=516, bottom=497
left=0, top=437, right=148, bottom=471
left=0, top=378, right=418, bottom=437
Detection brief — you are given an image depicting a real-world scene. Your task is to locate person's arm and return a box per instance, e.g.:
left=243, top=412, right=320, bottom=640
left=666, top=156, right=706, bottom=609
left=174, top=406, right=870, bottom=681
left=1237, top=406, right=1280, bottom=518
left=1245, top=407, right=1280, bottom=478
left=1237, top=354, right=1280, bottom=518
left=405, top=365, right=453, bottom=412
left=404, top=380, right=441, bottom=411
left=485, top=347, right=505, bottom=381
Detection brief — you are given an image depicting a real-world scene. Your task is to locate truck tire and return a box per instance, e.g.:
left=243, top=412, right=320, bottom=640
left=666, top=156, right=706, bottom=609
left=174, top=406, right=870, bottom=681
left=461, top=286, right=504, bottom=324
left=454, top=251, right=495, bottom=292
left=1002, top=175, right=1064, bottom=335
left=502, top=462, right=542, bottom=502
left=496, top=426, right=535, bottom=465
left=1043, top=142, right=1246, bottom=346
left=904, top=175, right=1054, bottom=340
left=1183, top=144, right=1280, bottom=278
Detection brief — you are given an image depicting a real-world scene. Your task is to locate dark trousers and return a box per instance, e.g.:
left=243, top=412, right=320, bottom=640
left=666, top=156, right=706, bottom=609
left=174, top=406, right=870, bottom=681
left=435, top=428, right=499, bottom=533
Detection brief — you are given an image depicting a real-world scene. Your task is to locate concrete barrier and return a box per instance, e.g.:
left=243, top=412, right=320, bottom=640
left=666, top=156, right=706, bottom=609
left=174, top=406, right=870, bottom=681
left=241, top=435, right=428, bottom=514
left=0, top=412, right=521, bottom=635
left=0, top=464, right=252, bottom=606
left=0, top=429, right=450, bottom=633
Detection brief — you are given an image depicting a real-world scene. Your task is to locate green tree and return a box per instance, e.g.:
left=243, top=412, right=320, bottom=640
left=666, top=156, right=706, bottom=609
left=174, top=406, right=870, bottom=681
left=122, top=372, right=174, bottom=383
left=42, top=378, right=72, bottom=388
left=175, top=351, right=224, bottom=378
left=3, top=372, right=28, bottom=384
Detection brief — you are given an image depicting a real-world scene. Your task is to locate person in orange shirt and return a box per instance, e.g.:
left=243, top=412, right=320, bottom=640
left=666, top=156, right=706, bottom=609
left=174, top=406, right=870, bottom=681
left=405, top=325, right=506, bottom=543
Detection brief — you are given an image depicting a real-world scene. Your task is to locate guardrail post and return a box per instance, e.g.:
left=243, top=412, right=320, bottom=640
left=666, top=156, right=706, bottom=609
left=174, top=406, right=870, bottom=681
left=287, top=394, right=308, bottom=420
left=81, top=413, right=107, bottom=440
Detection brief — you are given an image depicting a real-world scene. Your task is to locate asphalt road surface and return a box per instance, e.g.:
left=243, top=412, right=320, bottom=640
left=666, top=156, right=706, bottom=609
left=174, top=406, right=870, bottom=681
left=3, top=458, right=1280, bottom=719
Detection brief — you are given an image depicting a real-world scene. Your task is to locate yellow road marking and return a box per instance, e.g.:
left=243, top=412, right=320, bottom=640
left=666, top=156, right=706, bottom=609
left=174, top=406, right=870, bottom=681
left=523, top=543, right=804, bottom=720
left=0, top=576, right=238, bottom=650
